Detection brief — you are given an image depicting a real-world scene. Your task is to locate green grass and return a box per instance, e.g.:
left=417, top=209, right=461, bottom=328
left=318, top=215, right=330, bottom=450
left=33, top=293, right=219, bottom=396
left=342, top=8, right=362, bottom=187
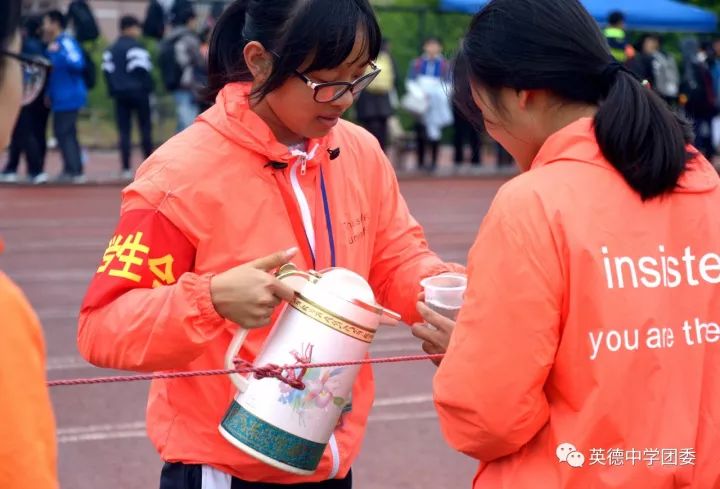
left=77, top=105, right=178, bottom=149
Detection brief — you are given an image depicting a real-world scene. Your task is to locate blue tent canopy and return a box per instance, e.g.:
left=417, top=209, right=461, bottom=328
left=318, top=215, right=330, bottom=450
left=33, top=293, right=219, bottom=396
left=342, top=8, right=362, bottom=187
left=439, top=0, right=718, bottom=33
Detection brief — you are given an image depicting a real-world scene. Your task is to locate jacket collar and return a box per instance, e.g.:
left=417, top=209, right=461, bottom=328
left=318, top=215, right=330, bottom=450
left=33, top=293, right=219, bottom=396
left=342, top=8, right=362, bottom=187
left=531, top=117, right=719, bottom=194
left=198, top=82, right=333, bottom=170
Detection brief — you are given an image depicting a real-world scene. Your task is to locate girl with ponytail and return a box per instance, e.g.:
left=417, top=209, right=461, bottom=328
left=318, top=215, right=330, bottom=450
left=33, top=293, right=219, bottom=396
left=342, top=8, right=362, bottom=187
left=78, top=1, right=463, bottom=488
left=417, top=1, right=720, bottom=487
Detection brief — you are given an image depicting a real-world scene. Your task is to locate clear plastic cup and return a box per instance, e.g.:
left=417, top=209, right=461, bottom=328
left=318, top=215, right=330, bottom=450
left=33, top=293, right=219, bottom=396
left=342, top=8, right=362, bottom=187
left=420, top=273, right=468, bottom=321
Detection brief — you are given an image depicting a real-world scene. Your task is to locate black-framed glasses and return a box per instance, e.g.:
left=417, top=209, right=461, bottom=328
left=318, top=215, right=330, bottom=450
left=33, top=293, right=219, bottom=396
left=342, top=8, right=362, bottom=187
left=1, top=50, right=51, bottom=106
left=295, top=61, right=381, bottom=103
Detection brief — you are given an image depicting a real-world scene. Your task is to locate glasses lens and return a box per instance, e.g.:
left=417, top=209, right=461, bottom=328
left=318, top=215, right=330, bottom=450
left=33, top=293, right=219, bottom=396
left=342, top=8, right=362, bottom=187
left=21, top=60, right=46, bottom=106
left=351, top=71, right=379, bottom=97
left=315, top=83, right=350, bottom=103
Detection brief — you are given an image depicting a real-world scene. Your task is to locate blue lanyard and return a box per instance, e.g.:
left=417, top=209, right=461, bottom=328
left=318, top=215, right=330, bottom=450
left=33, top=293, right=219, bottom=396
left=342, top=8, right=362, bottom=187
left=317, top=166, right=336, bottom=268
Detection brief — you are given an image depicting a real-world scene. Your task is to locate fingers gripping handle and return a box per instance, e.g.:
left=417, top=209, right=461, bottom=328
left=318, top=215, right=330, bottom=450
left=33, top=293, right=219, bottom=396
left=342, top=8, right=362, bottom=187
left=225, top=264, right=305, bottom=394
left=226, top=328, right=250, bottom=392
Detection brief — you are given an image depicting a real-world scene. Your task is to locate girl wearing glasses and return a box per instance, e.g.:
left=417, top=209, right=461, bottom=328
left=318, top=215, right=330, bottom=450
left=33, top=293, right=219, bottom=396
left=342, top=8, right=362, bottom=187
left=78, top=1, right=462, bottom=488
left=0, top=0, right=58, bottom=488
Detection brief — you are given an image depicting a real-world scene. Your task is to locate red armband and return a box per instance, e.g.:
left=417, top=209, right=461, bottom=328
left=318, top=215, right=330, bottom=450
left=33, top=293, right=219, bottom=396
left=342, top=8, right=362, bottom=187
left=82, top=209, right=196, bottom=309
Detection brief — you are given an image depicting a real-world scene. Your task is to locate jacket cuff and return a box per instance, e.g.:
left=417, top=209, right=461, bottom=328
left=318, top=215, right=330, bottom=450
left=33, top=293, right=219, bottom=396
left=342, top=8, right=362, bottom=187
left=193, top=273, right=227, bottom=335
left=422, top=262, right=467, bottom=280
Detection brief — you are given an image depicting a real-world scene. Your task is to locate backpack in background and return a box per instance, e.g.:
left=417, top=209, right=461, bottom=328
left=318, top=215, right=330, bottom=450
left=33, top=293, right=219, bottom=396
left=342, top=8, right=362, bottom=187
left=81, top=47, right=97, bottom=90
left=159, top=35, right=183, bottom=91
left=143, top=0, right=166, bottom=40
left=68, top=0, right=100, bottom=43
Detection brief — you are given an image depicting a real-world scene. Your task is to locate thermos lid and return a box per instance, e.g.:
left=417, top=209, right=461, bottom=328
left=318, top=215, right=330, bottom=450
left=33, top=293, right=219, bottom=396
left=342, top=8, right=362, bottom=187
left=277, top=264, right=401, bottom=324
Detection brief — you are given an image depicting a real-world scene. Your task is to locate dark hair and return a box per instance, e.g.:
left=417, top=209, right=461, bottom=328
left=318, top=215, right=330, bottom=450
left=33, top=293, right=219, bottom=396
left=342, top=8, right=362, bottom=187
left=608, top=11, right=625, bottom=26
left=24, top=15, right=43, bottom=40
left=120, top=15, right=140, bottom=32
left=46, top=9, right=67, bottom=29
left=0, top=0, right=22, bottom=78
left=454, top=0, right=692, bottom=201
left=1, top=0, right=21, bottom=48
left=171, top=5, right=196, bottom=27
left=424, top=37, right=442, bottom=46
left=206, top=0, right=381, bottom=102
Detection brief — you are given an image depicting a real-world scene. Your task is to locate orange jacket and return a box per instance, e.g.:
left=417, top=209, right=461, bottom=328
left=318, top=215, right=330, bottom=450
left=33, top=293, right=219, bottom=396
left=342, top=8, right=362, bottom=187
left=78, top=82, right=460, bottom=483
left=0, top=264, right=58, bottom=488
left=434, top=118, right=720, bottom=488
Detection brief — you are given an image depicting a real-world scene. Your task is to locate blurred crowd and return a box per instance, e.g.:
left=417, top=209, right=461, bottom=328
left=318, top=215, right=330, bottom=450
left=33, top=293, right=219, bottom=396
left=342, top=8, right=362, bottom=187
left=356, top=35, right=513, bottom=176
left=3, top=3, right=720, bottom=185
left=604, top=10, right=720, bottom=162
left=0, top=0, right=218, bottom=185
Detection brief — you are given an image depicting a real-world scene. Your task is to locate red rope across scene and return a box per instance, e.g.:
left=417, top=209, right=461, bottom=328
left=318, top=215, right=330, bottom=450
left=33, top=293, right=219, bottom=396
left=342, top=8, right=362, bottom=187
left=46, top=354, right=445, bottom=389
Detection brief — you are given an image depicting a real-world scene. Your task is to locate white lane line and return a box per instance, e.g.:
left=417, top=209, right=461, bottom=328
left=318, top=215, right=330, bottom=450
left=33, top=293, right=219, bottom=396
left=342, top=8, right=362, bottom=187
left=373, top=330, right=417, bottom=342
left=35, top=309, right=79, bottom=321
left=370, top=342, right=423, bottom=354
left=56, top=395, right=437, bottom=444
left=47, top=356, right=93, bottom=371
left=373, top=394, right=433, bottom=407
left=57, top=421, right=146, bottom=436
left=58, top=430, right=148, bottom=444
left=369, top=411, right=437, bottom=422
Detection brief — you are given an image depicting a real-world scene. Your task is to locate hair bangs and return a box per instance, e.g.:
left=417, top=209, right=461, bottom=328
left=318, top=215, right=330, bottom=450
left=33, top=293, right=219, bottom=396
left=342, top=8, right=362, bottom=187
left=207, top=0, right=382, bottom=101
left=292, top=0, right=381, bottom=74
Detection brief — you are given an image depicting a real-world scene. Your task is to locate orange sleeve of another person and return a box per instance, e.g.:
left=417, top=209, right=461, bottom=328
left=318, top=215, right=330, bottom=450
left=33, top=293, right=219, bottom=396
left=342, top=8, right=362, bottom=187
left=433, top=184, right=563, bottom=462
left=367, top=145, right=466, bottom=324
left=0, top=272, right=58, bottom=489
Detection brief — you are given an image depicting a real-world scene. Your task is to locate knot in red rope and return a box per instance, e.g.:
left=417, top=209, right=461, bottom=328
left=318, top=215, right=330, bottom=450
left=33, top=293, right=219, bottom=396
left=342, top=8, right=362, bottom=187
left=233, top=359, right=306, bottom=391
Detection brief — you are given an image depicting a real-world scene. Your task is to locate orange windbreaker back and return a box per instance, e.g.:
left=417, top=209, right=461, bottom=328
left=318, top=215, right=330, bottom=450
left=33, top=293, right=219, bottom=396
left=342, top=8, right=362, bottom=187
left=434, top=118, right=720, bottom=488
left=0, top=256, right=58, bottom=488
left=78, top=82, right=460, bottom=483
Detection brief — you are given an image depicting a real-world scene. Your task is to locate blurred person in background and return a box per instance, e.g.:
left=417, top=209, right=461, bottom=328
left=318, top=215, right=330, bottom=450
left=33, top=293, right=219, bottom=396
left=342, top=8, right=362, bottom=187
left=708, top=38, right=720, bottom=156
left=452, top=38, right=481, bottom=171
left=66, top=0, right=100, bottom=44
left=1, top=15, right=50, bottom=184
left=604, top=10, right=634, bottom=63
left=195, top=26, right=212, bottom=113
left=651, top=35, right=680, bottom=107
left=160, top=4, right=204, bottom=133
left=407, top=37, right=453, bottom=172
left=680, top=37, right=716, bottom=160
left=356, top=38, right=395, bottom=151
left=0, top=0, right=58, bottom=487
left=627, top=34, right=658, bottom=87
left=42, top=9, right=87, bottom=183
left=102, top=15, right=155, bottom=180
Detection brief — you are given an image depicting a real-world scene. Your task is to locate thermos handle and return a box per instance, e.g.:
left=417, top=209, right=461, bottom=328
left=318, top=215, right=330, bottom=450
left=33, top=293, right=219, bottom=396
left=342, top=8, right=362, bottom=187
left=225, top=327, right=250, bottom=393
left=224, top=263, right=304, bottom=393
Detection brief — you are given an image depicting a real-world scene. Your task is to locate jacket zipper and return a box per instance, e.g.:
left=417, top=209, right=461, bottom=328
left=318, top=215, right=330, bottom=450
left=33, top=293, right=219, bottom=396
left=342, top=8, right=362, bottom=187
left=287, top=144, right=321, bottom=256
left=289, top=159, right=316, bottom=258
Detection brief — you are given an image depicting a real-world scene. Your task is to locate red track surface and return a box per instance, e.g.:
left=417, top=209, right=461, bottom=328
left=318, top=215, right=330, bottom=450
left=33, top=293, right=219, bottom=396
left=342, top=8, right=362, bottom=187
left=0, top=153, right=507, bottom=489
